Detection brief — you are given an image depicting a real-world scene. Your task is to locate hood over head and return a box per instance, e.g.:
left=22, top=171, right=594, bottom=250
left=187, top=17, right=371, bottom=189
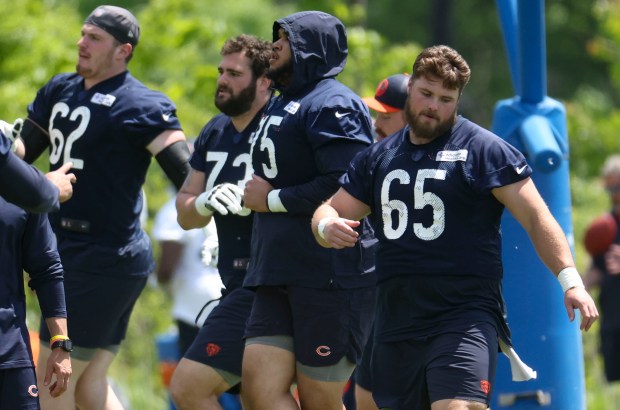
left=272, top=11, right=347, bottom=94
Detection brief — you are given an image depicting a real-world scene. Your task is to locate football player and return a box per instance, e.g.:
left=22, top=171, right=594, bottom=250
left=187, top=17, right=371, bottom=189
left=312, top=45, right=598, bottom=410
left=242, top=11, right=377, bottom=410
left=172, top=34, right=273, bottom=410
left=10, top=6, right=190, bottom=409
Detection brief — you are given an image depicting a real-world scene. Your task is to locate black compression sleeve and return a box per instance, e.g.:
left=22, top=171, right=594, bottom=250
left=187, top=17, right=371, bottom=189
left=155, top=140, right=191, bottom=190
left=21, top=118, right=51, bottom=164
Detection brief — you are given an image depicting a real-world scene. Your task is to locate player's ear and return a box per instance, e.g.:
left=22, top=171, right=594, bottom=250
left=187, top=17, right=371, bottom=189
left=258, top=75, right=272, bottom=90
left=116, top=43, right=133, bottom=60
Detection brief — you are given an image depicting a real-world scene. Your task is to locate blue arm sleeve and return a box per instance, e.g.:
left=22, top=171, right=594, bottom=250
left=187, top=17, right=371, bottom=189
left=0, top=131, right=59, bottom=213
left=23, top=212, right=66, bottom=318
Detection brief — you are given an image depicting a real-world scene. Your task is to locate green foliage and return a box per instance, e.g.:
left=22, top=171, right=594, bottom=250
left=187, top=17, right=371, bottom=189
left=0, top=0, right=80, bottom=121
left=7, top=0, right=620, bottom=408
left=131, top=0, right=293, bottom=137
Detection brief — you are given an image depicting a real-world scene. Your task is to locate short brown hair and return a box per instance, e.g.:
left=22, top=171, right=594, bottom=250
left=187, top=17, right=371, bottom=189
left=221, top=34, right=272, bottom=80
left=412, top=45, right=471, bottom=93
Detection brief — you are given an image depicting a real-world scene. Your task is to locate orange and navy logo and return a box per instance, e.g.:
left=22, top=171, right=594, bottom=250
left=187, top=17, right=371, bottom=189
left=28, top=385, right=39, bottom=397
left=315, top=345, right=331, bottom=357
left=375, top=79, right=390, bottom=97
left=206, top=343, right=221, bottom=357
left=480, top=380, right=491, bottom=395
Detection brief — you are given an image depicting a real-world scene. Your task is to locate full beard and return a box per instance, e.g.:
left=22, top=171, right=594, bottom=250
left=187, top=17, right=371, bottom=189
left=405, top=101, right=455, bottom=142
left=215, top=81, right=257, bottom=117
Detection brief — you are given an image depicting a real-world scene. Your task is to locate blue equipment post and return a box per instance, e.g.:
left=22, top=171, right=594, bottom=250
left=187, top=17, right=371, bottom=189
left=491, top=0, right=586, bottom=408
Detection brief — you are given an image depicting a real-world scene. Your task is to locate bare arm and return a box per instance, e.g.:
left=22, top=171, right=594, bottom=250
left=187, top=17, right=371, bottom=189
left=311, top=188, right=371, bottom=249
left=42, top=317, right=71, bottom=398
left=176, top=169, right=212, bottom=230
left=146, top=129, right=187, bottom=156
left=493, top=177, right=599, bottom=330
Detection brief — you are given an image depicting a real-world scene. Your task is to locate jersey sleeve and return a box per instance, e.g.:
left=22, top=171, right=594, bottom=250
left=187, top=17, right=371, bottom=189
left=123, top=93, right=183, bottom=148
left=278, top=97, right=373, bottom=215
left=0, top=132, right=59, bottom=213
left=465, top=130, right=532, bottom=194
left=340, top=147, right=374, bottom=206
left=23, top=212, right=66, bottom=318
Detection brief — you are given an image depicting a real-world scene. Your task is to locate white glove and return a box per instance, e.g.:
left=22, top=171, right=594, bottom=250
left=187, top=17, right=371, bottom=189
left=195, top=183, right=244, bottom=216
left=0, top=120, right=16, bottom=152
left=0, top=119, right=23, bottom=152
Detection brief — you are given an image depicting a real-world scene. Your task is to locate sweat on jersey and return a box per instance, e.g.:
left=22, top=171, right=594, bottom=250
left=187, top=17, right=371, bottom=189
left=0, top=198, right=65, bottom=369
left=26, top=71, right=182, bottom=277
left=244, top=11, right=377, bottom=290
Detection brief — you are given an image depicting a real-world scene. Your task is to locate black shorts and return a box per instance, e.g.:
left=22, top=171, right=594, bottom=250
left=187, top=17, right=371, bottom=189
left=244, top=285, right=376, bottom=367
left=0, top=367, right=39, bottom=409
left=372, top=322, right=497, bottom=409
left=184, top=287, right=255, bottom=379
left=39, top=270, right=147, bottom=348
left=601, top=328, right=620, bottom=382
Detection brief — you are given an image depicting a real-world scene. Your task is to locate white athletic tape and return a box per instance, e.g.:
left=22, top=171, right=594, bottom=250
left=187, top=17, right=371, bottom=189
left=317, top=217, right=336, bottom=240
left=557, top=267, right=585, bottom=293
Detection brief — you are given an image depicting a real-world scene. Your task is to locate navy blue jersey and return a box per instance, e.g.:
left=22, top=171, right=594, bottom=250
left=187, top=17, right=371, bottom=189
left=191, top=112, right=263, bottom=290
left=344, top=117, right=527, bottom=342
left=0, top=198, right=65, bottom=369
left=27, top=71, right=182, bottom=276
left=245, top=11, right=376, bottom=289
left=0, top=131, right=59, bottom=213
left=343, top=116, right=532, bottom=283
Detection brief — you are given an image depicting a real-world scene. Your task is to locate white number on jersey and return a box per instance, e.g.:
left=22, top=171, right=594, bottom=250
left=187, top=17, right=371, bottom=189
left=381, top=168, right=446, bottom=240
left=250, top=115, right=283, bottom=179
left=49, top=103, right=89, bottom=169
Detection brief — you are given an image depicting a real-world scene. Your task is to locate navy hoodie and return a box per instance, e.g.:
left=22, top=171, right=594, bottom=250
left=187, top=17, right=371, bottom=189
left=245, top=11, right=377, bottom=289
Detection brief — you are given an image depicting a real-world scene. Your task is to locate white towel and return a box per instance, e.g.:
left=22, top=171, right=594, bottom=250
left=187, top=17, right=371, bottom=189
left=499, top=339, right=538, bottom=381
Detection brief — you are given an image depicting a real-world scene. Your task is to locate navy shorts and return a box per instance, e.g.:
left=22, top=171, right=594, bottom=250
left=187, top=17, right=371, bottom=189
left=355, top=324, right=375, bottom=390
left=372, top=322, right=497, bottom=409
left=244, top=286, right=376, bottom=367
left=0, top=367, right=40, bottom=409
left=601, top=328, right=620, bottom=382
left=39, top=269, right=147, bottom=348
left=184, top=287, right=255, bottom=379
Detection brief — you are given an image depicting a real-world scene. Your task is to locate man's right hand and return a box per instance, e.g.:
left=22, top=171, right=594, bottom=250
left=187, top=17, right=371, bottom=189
left=46, top=162, right=76, bottom=203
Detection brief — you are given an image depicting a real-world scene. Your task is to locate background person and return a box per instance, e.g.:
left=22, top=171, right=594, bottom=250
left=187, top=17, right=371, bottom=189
left=152, top=193, right=223, bottom=356
left=10, top=5, right=191, bottom=409
left=348, top=72, right=409, bottom=410
left=362, top=73, right=409, bottom=142
left=584, top=154, right=620, bottom=384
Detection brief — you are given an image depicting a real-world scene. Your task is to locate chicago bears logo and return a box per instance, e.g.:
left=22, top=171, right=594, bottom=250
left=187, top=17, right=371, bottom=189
left=480, top=380, right=491, bottom=395
left=206, top=343, right=221, bottom=357
left=28, top=385, right=39, bottom=397
left=375, top=79, right=390, bottom=97
left=315, top=345, right=331, bottom=357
